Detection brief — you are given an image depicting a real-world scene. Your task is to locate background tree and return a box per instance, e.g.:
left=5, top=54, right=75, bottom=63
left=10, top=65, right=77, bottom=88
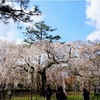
left=0, top=39, right=100, bottom=96
left=0, top=40, right=27, bottom=100
left=23, top=21, right=61, bottom=45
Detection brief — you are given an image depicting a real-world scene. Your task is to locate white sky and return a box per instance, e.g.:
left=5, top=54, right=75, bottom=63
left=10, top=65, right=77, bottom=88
left=86, top=0, right=100, bottom=41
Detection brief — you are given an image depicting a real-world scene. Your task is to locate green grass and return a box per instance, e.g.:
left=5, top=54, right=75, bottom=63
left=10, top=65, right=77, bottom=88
left=11, top=92, right=100, bottom=100
left=66, top=92, right=82, bottom=100
left=66, top=92, right=100, bottom=100
left=12, top=95, right=45, bottom=100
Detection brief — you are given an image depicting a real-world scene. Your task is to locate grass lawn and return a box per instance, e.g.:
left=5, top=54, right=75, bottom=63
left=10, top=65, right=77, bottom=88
left=11, top=92, right=100, bottom=100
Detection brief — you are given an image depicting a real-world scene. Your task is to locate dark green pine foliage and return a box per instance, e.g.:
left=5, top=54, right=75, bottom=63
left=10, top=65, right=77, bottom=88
left=23, top=21, right=61, bottom=45
left=0, top=0, right=41, bottom=24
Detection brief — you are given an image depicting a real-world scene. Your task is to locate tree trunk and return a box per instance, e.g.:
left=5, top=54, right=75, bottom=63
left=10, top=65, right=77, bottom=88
left=8, top=89, right=12, bottom=100
left=30, top=72, right=34, bottom=100
left=41, top=68, right=46, bottom=91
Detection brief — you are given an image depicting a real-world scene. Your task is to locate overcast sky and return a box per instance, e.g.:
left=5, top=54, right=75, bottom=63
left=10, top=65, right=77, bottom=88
left=0, top=0, right=100, bottom=44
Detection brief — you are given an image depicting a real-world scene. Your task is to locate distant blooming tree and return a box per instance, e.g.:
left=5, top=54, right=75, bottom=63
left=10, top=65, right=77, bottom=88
left=0, top=40, right=27, bottom=100
left=0, top=38, right=100, bottom=98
